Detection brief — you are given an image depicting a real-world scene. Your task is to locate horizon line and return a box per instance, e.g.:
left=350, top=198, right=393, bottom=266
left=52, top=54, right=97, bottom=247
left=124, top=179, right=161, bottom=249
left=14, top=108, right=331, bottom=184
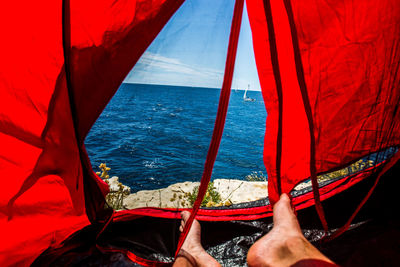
left=123, top=82, right=262, bottom=91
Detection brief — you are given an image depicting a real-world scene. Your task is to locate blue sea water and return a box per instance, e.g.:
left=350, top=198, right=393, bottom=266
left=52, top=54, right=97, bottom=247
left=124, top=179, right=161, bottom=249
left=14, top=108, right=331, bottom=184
left=85, top=83, right=267, bottom=193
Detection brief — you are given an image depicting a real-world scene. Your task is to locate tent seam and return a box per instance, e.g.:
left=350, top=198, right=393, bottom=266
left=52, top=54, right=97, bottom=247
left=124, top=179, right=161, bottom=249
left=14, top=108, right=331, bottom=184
left=282, top=0, right=329, bottom=232
left=262, top=0, right=284, bottom=198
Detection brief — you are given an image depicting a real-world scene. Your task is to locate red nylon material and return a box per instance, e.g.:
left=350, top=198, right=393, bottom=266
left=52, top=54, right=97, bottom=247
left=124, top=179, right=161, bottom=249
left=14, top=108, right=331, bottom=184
left=68, top=0, right=184, bottom=144
left=289, top=0, right=400, bottom=176
left=114, top=205, right=274, bottom=222
left=108, top=159, right=386, bottom=266
left=282, top=0, right=328, bottom=232
left=259, top=0, right=284, bottom=197
left=1, top=0, right=399, bottom=264
left=0, top=1, right=182, bottom=265
left=246, top=0, right=278, bottom=199
left=247, top=0, right=310, bottom=205
left=291, top=160, right=387, bottom=211
left=0, top=2, right=89, bottom=265
left=97, top=245, right=172, bottom=267
left=111, top=159, right=383, bottom=223
left=66, top=0, right=183, bottom=221
left=326, top=151, right=400, bottom=241
left=174, top=0, right=244, bottom=258
left=248, top=0, right=400, bottom=207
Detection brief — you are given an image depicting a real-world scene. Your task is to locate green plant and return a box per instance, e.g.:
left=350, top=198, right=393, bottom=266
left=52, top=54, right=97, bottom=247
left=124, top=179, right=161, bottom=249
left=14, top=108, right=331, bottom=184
left=245, top=171, right=267, bottom=182
left=185, top=182, right=222, bottom=207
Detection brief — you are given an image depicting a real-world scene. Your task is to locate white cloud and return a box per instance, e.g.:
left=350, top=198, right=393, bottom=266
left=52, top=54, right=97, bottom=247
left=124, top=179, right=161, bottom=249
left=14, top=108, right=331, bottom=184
left=124, top=51, right=261, bottom=91
left=125, top=51, right=224, bottom=88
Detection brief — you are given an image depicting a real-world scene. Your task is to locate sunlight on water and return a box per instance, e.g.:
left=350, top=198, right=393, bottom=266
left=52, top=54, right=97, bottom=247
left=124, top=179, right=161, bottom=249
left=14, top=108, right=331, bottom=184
left=85, top=83, right=267, bottom=193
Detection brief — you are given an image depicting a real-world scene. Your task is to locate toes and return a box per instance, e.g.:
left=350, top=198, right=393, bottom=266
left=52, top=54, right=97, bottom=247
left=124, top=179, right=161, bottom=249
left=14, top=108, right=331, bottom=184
left=181, top=211, right=191, bottom=222
left=279, top=193, right=291, bottom=205
left=180, top=211, right=191, bottom=233
left=273, top=194, right=292, bottom=218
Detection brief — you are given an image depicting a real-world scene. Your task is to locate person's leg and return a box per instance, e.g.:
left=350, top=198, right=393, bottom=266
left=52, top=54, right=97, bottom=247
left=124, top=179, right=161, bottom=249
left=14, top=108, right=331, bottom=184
left=173, top=211, right=221, bottom=267
left=247, top=194, right=337, bottom=267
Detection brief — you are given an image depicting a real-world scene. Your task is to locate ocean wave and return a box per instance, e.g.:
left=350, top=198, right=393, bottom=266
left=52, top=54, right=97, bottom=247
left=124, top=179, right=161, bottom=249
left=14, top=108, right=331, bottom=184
left=143, top=159, right=165, bottom=169
left=85, top=84, right=267, bottom=191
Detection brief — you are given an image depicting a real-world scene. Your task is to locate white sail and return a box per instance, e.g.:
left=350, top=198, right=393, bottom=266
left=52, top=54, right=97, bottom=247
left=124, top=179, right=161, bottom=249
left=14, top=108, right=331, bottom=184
left=243, top=84, right=255, bottom=102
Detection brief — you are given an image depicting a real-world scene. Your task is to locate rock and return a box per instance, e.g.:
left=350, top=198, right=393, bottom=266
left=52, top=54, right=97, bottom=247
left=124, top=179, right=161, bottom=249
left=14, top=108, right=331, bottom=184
left=293, top=180, right=312, bottom=191
left=123, top=179, right=269, bottom=209
left=118, top=177, right=314, bottom=210
left=213, top=179, right=268, bottom=204
left=123, top=181, right=199, bottom=209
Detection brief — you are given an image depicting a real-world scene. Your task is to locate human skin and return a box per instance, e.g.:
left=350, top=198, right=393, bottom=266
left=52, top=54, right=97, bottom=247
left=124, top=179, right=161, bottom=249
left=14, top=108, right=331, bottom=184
left=174, top=194, right=337, bottom=267
left=247, top=194, right=337, bottom=267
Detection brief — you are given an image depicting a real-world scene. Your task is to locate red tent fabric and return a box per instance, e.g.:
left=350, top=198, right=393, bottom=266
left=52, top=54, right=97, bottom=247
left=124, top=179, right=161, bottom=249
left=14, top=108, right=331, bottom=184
left=1, top=0, right=399, bottom=265
left=247, top=0, right=400, bottom=206
left=0, top=0, right=182, bottom=265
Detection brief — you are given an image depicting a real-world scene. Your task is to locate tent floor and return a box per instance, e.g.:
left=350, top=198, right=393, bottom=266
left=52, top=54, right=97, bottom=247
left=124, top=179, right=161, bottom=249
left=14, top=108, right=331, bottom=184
left=33, top=218, right=400, bottom=266
left=34, top=161, right=400, bottom=266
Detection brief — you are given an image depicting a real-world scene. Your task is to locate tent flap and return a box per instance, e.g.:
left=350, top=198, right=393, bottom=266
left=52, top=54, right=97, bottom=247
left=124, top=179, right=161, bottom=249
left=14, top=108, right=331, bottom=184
left=0, top=0, right=183, bottom=265
left=248, top=0, right=400, bottom=205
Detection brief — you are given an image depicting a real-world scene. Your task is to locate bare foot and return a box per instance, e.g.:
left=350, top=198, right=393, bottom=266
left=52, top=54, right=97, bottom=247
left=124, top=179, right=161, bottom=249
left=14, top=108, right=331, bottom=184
left=247, top=194, right=337, bottom=267
left=173, top=211, right=221, bottom=267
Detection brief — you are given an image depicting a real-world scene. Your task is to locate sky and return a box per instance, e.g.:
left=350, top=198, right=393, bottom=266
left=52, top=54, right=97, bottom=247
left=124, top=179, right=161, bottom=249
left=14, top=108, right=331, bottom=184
left=124, top=0, right=261, bottom=91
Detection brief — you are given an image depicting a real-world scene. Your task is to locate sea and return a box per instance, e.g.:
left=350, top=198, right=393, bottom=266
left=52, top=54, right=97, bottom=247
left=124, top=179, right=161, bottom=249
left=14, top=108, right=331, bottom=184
left=85, top=83, right=267, bottom=193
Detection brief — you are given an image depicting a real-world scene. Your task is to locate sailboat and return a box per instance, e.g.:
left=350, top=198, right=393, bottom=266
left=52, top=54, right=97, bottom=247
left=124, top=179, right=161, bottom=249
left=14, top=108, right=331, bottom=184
left=243, top=84, right=255, bottom=102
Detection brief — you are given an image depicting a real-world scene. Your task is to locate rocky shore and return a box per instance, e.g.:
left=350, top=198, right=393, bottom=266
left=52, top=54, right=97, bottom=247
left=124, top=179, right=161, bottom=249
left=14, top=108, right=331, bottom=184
left=102, top=157, right=379, bottom=211
left=122, top=179, right=268, bottom=209
left=106, top=177, right=312, bottom=210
